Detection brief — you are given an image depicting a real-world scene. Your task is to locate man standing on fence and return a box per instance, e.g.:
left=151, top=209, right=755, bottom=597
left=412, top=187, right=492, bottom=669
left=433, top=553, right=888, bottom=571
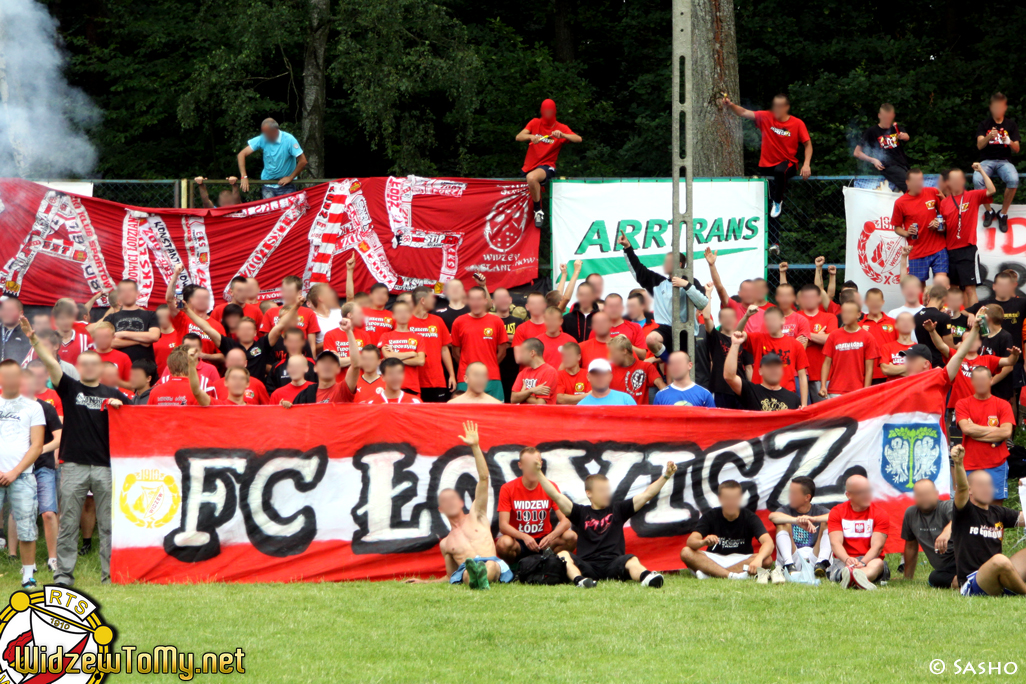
left=722, top=93, right=812, bottom=218
left=853, top=103, right=911, bottom=192
left=939, top=163, right=995, bottom=307
left=976, top=93, right=1020, bottom=234
left=891, top=168, right=946, bottom=283
left=237, top=119, right=308, bottom=199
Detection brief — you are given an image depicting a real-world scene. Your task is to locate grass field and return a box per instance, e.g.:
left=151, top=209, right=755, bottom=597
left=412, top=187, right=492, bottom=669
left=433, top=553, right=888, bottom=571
left=0, top=483, right=1022, bottom=683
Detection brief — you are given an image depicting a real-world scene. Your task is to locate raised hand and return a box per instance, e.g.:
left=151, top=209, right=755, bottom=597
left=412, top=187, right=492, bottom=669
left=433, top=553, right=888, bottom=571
left=746, top=304, right=759, bottom=316
left=617, top=231, right=631, bottom=249
left=347, top=252, right=357, bottom=270
left=193, top=176, right=205, bottom=185
left=559, top=263, right=568, bottom=277
left=664, top=461, right=677, bottom=479
left=827, top=265, right=837, bottom=276
left=339, top=317, right=353, bottom=333
left=778, top=261, right=789, bottom=274
left=731, top=329, right=746, bottom=345
left=227, top=176, right=238, bottom=185
left=950, top=444, right=964, bottom=467
left=971, top=162, right=982, bottom=173
left=173, top=263, right=185, bottom=278
left=18, top=316, right=33, bottom=338
left=572, top=259, right=583, bottom=273
left=459, top=420, right=480, bottom=447
left=814, top=256, right=825, bottom=268
left=704, top=247, right=717, bottom=265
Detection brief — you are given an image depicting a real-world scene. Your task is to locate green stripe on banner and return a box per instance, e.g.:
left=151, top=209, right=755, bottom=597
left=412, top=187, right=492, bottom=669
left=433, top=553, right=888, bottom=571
left=579, top=247, right=758, bottom=276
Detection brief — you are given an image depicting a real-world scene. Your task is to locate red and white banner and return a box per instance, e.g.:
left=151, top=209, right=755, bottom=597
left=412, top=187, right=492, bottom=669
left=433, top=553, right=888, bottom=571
left=109, top=371, right=951, bottom=584
left=0, top=177, right=538, bottom=306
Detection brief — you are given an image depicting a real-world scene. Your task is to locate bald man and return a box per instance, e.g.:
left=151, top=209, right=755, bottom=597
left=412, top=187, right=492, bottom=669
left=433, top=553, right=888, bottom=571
left=899, top=479, right=956, bottom=588
left=237, top=118, right=308, bottom=198
left=448, top=362, right=502, bottom=404
left=826, top=474, right=892, bottom=589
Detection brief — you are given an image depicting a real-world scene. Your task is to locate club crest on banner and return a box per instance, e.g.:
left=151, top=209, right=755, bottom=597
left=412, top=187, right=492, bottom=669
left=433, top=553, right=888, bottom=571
left=119, top=470, right=181, bottom=529
left=857, top=217, right=903, bottom=286
left=881, top=423, right=941, bottom=490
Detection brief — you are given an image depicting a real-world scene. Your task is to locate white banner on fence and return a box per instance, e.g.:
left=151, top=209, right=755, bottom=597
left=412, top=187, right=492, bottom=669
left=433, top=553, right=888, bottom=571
left=551, top=179, right=767, bottom=305
left=843, top=185, right=1026, bottom=304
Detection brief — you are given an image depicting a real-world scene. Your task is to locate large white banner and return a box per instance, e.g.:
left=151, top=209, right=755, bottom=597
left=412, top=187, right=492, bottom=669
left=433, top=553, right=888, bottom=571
left=843, top=185, right=1026, bottom=304
left=551, top=179, right=767, bottom=304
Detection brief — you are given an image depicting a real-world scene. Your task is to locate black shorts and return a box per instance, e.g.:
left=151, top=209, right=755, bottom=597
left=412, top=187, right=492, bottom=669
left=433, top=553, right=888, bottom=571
left=521, top=165, right=556, bottom=183
left=419, top=387, right=450, bottom=403
left=570, top=553, right=635, bottom=581
left=947, top=246, right=980, bottom=287
left=512, top=536, right=547, bottom=561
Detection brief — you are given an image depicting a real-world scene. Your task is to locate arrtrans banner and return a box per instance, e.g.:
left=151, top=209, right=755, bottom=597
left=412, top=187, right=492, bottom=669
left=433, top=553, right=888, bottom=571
left=551, top=178, right=767, bottom=302
left=109, top=372, right=949, bottom=584
left=0, top=176, right=538, bottom=305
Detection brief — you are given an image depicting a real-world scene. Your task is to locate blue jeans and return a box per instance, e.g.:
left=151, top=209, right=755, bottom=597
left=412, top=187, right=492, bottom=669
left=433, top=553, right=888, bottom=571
left=0, top=472, right=38, bottom=542
left=974, top=159, right=1019, bottom=191
left=35, top=467, right=57, bottom=514
left=262, top=183, right=298, bottom=199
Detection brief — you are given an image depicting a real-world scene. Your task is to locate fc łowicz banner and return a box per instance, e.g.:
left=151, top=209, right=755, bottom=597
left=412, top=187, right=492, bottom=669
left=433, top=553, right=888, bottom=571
left=109, top=372, right=950, bottom=584
left=843, top=185, right=1026, bottom=303
left=0, top=177, right=538, bottom=306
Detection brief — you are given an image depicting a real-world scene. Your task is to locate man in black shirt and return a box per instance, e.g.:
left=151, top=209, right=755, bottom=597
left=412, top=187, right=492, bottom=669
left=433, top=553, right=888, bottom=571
left=705, top=305, right=752, bottom=409
left=89, top=280, right=160, bottom=363
left=949, top=444, right=1026, bottom=596
left=681, top=480, right=777, bottom=581
left=975, top=92, right=1021, bottom=233
left=562, top=281, right=599, bottom=342
left=434, top=279, right=468, bottom=332
left=853, top=103, right=910, bottom=192
left=534, top=459, right=676, bottom=587
left=22, top=317, right=124, bottom=587
left=899, top=479, right=956, bottom=588
left=945, top=288, right=969, bottom=346
left=724, top=333, right=800, bottom=411
left=976, top=305, right=1016, bottom=408
left=913, top=285, right=953, bottom=368
left=968, top=271, right=1026, bottom=406
left=129, top=359, right=157, bottom=405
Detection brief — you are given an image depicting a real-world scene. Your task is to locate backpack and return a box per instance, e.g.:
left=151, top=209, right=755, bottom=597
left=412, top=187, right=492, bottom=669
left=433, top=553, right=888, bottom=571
left=515, top=549, right=568, bottom=585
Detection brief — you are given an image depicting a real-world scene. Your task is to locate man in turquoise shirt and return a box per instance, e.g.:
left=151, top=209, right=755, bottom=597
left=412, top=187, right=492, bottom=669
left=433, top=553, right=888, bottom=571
left=578, top=359, right=637, bottom=406
left=237, top=118, right=308, bottom=199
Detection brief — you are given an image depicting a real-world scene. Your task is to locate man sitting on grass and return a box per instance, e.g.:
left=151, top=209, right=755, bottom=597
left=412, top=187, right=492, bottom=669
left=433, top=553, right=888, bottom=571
left=950, top=444, right=1026, bottom=596
left=495, top=447, right=576, bottom=564
left=827, top=474, right=891, bottom=590
left=533, top=459, right=676, bottom=588
left=681, top=480, right=779, bottom=582
left=767, top=476, right=831, bottom=578
left=899, top=478, right=955, bottom=588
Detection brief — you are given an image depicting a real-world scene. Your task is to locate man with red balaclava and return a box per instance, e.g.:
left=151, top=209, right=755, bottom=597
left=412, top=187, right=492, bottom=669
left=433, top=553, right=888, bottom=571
left=516, top=99, right=582, bottom=229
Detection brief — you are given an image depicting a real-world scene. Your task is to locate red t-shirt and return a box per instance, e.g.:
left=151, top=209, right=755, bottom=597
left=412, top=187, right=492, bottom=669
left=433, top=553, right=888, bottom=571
left=512, top=363, right=560, bottom=405
left=363, top=389, right=422, bottom=404
left=880, top=340, right=915, bottom=381
left=153, top=332, right=177, bottom=376
left=827, top=501, right=892, bottom=558
left=171, top=310, right=225, bottom=356
left=753, top=111, right=810, bottom=167
left=36, top=388, right=62, bottom=416
left=409, top=314, right=452, bottom=389
left=591, top=321, right=644, bottom=348
left=521, top=118, right=575, bottom=172
left=96, top=348, right=132, bottom=382
left=57, top=330, right=92, bottom=366
left=822, top=328, right=880, bottom=394
left=578, top=339, right=608, bottom=370
left=259, top=305, right=321, bottom=338
left=512, top=320, right=547, bottom=350
left=939, top=188, right=990, bottom=251
left=322, top=326, right=374, bottom=361
left=497, top=477, right=561, bottom=537
left=610, top=360, right=660, bottom=405
left=269, top=381, right=314, bottom=405
left=312, top=382, right=356, bottom=404
left=778, top=312, right=812, bottom=340
left=354, top=374, right=384, bottom=402
left=212, top=302, right=264, bottom=328
left=891, top=187, right=945, bottom=259
left=160, top=362, right=219, bottom=394
left=536, top=331, right=577, bottom=369
left=799, top=310, right=838, bottom=382
left=450, top=313, right=509, bottom=380
left=859, top=314, right=897, bottom=380
left=377, top=330, right=425, bottom=394
left=948, top=355, right=1000, bottom=409
left=744, top=332, right=809, bottom=391
left=361, top=307, right=395, bottom=339
left=212, top=377, right=269, bottom=405
left=556, top=368, right=590, bottom=397
left=956, top=395, right=1014, bottom=470
left=147, top=376, right=201, bottom=406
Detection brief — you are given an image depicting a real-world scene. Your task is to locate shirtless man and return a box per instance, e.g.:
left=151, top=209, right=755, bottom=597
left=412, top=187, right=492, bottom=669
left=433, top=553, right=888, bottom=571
left=448, top=362, right=502, bottom=405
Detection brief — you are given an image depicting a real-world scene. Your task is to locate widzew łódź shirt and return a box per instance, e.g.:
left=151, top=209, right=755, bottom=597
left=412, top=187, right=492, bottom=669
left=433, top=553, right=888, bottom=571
left=259, top=305, right=321, bottom=339
left=171, top=310, right=225, bottom=357
left=512, top=363, right=560, bottom=405
left=361, top=307, right=395, bottom=340
left=610, top=359, right=660, bottom=405
left=859, top=314, right=896, bottom=380
left=939, top=189, right=990, bottom=251
left=497, top=477, right=561, bottom=538
left=955, top=395, right=1014, bottom=471
left=377, top=330, right=425, bottom=394
left=450, top=313, right=509, bottom=381
left=744, top=332, right=809, bottom=391
left=822, top=327, right=880, bottom=394
left=798, top=310, right=837, bottom=383
left=556, top=368, right=590, bottom=398
left=891, top=187, right=944, bottom=260
left=322, top=326, right=374, bottom=364
left=409, top=314, right=452, bottom=390
left=827, top=500, right=892, bottom=559
left=54, top=375, right=124, bottom=467
left=753, top=111, right=810, bottom=167
left=880, top=339, right=915, bottom=381
left=521, top=118, right=575, bottom=172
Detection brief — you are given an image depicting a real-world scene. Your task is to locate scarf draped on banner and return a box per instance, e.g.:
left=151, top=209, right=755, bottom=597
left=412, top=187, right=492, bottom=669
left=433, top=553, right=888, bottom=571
left=0, top=177, right=538, bottom=306
left=109, top=371, right=951, bottom=584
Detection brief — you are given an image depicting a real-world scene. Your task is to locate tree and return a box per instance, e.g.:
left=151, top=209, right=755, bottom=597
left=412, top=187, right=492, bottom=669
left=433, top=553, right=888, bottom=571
left=301, top=0, right=330, bottom=178
left=692, top=0, right=742, bottom=176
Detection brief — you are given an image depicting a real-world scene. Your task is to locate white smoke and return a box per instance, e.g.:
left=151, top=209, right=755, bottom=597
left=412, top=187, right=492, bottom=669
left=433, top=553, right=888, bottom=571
left=0, top=0, right=99, bottom=177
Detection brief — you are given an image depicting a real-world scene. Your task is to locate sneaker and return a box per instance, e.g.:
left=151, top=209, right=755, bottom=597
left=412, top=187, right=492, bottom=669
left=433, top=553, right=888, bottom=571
left=839, top=566, right=854, bottom=588
left=641, top=572, right=664, bottom=588
left=693, top=570, right=709, bottom=580
left=896, top=559, right=905, bottom=575
left=47, top=559, right=57, bottom=573
left=999, top=214, right=1009, bottom=233
left=983, top=209, right=996, bottom=228
left=770, top=201, right=782, bottom=218
left=575, top=577, right=597, bottom=589
left=784, top=563, right=797, bottom=575
left=770, top=566, right=786, bottom=585
left=756, top=568, right=770, bottom=584
left=464, top=559, right=489, bottom=590
left=78, top=539, right=92, bottom=557
left=815, top=561, right=829, bottom=578
left=727, top=572, right=749, bottom=580
left=534, top=209, right=546, bottom=229
left=21, top=576, right=36, bottom=589
left=849, top=568, right=876, bottom=590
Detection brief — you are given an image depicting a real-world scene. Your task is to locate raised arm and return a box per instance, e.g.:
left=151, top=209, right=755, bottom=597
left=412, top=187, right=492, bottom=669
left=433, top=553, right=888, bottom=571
left=341, top=319, right=361, bottom=391
left=461, top=422, right=490, bottom=519
left=631, top=462, right=677, bottom=511
left=558, top=260, right=583, bottom=311
left=721, top=96, right=756, bottom=120
left=184, top=302, right=223, bottom=348
left=344, top=253, right=356, bottom=304
left=704, top=248, right=732, bottom=309
left=22, top=317, right=62, bottom=387
left=971, top=162, right=996, bottom=195
left=165, top=263, right=184, bottom=316
left=237, top=146, right=254, bottom=193
left=194, top=177, right=215, bottom=209
left=723, top=330, right=745, bottom=395
left=945, top=311, right=982, bottom=382
left=951, top=444, right=969, bottom=509
left=531, top=459, right=574, bottom=516
left=187, top=348, right=212, bottom=407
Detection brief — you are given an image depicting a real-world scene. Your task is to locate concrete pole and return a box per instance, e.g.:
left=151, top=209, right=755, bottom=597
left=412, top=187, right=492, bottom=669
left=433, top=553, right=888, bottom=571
left=671, top=0, right=695, bottom=370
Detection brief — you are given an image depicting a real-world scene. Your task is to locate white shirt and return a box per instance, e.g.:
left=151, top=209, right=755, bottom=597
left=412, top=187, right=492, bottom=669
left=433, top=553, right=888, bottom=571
left=315, top=309, right=343, bottom=345
left=0, top=396, right=45, bottom=473
left=888, top=305, right=924, bottom=342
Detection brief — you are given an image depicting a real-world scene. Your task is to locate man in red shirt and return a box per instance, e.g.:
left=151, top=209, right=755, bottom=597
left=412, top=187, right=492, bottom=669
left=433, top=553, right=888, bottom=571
left=536, top=307, right=576, bottom=369
left=212, top=276, right=264, bottom=329
left=159, top=334, right=218, bottom=395
left=827, top=474, right=891, bottom=589
left=450, top=286, right=508, bottom=402
left=772, top=281, right=811, bottom=342
left=51, top=299, right=91, bottom=366
left=879, top=312, right=917, bottom=382
left=495, top=447, right=576, bottom=564
left=410, top=286, right=456, bottom=402
left=164, top=264, right=226, bottom=364
left=189, top=363, right=260, bottom=407
left=323, top=302, right=374, bottom=368
left=589, top=294, right=645, bottom=357
left=153, top=305, right=178, bottom=376
left=363, top=357, right=422, bottom=404
left=892, top=168, right=947, bottom=283
left=797, top=283, right=837, bottom=402
left=259, top=275, right=320, bottom=353
left=90, top=322, right=131, bottom=390
left=940, top=164, right=996, bottom=306
left=269, top=355, right=315, bottom=405
left=821, top=301, right=879, bottom=398
left=147, top=348, right=201, bottom=406
left=361, top=284, right=395, bottom=339
left=723, top=93, right=812, bottom=218
left=739, top=305, right=810, bottom=405
left=608, top=335, right=664, bottom=405
left=511, top=339, right=559, bottom=405
left=516, top=98, right=582, bottom=229
left=511, top=292, right=548, bottom=365
left=376, top=301, right=426, bottom=395
left=957, top=366, right=1016, bottom=502
left=578, top=312, right=612, bottom=370
left=556, top=341, right=590, bottom=405
left=859, top=289, right=896, bottom=383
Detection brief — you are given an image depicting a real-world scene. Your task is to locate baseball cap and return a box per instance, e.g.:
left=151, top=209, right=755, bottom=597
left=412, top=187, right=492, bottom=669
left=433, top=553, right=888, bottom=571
left=587, top=358, right=613, bottom=373
left=899, top=344, right=932, bottom=362
left=316, top=350, right=341, bottom=364
left=759, top=352, right=783, bottom=367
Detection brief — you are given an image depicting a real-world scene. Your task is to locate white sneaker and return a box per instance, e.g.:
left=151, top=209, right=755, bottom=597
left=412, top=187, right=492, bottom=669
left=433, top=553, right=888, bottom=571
left=770, top=566, right=786, bottom=585
left=534, top=209, right=546, bottom=228
left=770, top=201, right=783, bottom=218
left=727, top=572, right=749, bottom=580
left=641, top=572, right=664, bottom=588
left=694, top=570, right=709, bottom=580
left=850, top=568, right=876, bottom=590
left=47, top=558, right=57, bottom=573
left=756, top=567, right=770, bottom=584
